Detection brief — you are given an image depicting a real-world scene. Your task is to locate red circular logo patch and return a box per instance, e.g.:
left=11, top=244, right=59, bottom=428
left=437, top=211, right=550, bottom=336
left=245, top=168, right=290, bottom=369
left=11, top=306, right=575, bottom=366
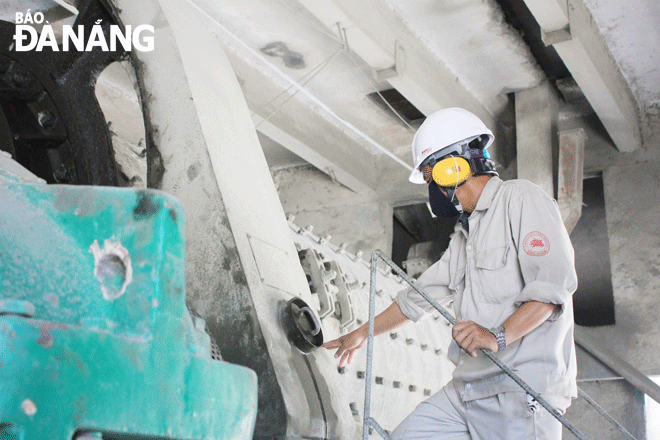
left=523, top=231, right=550, bottom=256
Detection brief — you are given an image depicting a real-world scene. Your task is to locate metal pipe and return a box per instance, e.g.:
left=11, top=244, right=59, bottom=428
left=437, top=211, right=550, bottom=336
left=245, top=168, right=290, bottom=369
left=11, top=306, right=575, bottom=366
left=365, top=250, right=589, bottom=440
left=574, top=327, right=660, bottom=405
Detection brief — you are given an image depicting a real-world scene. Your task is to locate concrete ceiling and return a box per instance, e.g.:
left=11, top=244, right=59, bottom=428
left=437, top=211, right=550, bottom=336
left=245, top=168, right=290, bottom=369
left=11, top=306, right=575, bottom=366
left=185, top=0, right=658, bottom=200
left=4, top=0, right=656, bottom=200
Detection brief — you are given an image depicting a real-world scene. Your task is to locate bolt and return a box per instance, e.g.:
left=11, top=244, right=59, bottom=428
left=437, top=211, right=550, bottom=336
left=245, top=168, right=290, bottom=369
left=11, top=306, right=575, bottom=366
left=53, top=163, right=73, bottom=183
left=10, top=68, right=30, bottom=86
left=38, top=110, right=56, bottom=129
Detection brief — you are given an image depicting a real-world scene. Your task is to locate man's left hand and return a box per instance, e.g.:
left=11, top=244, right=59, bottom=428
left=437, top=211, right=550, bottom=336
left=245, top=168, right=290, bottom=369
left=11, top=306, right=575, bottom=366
left=452, top=318, right=498, bottom=357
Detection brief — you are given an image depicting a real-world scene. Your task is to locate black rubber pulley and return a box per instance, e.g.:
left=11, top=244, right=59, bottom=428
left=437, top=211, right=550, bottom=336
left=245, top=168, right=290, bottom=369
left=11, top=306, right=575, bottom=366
left=282, top=298, right=323, bottom=354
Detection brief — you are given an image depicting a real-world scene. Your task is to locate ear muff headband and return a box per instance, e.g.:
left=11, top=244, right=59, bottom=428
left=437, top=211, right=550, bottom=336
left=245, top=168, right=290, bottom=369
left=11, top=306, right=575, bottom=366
left=431, top=156, right=471, bottom=188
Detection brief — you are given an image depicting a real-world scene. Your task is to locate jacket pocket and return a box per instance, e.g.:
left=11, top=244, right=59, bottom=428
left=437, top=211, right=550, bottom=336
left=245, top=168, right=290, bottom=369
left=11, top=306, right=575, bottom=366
left=475, top=245, right=521, bottom=304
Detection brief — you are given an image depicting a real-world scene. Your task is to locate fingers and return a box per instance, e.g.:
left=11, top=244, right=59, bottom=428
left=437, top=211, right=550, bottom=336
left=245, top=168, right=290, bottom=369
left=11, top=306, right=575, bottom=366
left=322, top=338, right=342, bottom=350
left=338, top=347, right=360, bottom=367
left=323, top=336, right=352, bottom=366
left=348, top=347, right=358, bottom=365
left=323, top=329, right=367, bottom=366
left=452, top=321, right=486, bottom=357
left=453, top=325, right=475, bottom=351
left=452, top=320, right=471, bottom=339
left=462, top=333, right=478, bottom=357
left=339, top=350, right=350, bottom=368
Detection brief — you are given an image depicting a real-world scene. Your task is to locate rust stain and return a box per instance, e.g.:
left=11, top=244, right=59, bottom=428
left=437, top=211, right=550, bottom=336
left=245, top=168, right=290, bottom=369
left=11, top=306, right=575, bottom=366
left=37, top=323, right=67, bottom=348
left=37, top=330, right=53, bottom=348
left=1, top=323, right=17, bottom=342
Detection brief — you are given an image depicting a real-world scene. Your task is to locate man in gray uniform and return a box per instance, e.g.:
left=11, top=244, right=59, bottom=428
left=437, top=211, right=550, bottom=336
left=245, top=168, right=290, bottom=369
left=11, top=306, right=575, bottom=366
left=324, top=108, right=578, bottom=439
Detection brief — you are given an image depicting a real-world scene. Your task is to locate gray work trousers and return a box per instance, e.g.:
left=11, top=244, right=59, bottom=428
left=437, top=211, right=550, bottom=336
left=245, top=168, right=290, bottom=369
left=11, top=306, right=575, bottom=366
left=391, top=380, right=571, bottom=440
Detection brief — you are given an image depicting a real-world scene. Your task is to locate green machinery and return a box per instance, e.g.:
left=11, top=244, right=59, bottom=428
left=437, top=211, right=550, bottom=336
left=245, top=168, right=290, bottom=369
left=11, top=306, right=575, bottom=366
left=0, top=155, right=258, bottom=440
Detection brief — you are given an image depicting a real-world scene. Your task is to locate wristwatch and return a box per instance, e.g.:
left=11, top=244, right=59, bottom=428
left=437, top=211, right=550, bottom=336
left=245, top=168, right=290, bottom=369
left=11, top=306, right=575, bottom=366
left=490, top=326, right=506, bottom=352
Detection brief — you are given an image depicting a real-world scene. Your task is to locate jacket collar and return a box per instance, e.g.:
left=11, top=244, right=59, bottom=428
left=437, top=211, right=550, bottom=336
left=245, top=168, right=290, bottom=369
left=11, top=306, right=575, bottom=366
left=473, top=176, right=502, bottom=212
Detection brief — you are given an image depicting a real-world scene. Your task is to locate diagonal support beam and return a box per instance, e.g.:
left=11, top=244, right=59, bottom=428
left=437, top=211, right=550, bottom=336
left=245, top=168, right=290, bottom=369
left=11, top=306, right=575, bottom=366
left=297, top=0, right=499, bottom=144
left=522, top=0, right=641, bottom=152
left=254, top=115, right=372, bottom=193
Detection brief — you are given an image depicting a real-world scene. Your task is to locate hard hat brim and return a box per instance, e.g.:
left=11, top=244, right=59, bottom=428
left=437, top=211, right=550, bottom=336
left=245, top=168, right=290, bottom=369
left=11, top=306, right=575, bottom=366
left=408, top=168, right=426, bottom=184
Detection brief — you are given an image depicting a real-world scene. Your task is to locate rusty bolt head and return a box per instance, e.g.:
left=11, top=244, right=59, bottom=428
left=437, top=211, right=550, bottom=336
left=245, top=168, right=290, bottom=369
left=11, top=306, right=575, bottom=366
left=38, top=110, right=57, bottom=129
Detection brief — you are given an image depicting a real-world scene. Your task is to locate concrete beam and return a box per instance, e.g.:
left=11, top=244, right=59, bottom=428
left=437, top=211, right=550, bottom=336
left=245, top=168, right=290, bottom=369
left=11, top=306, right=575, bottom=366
left=522, top=0, right=569, bottom=35
left=522, top=0, right=641, bottom=152
left=297, top=0, right=498, bottom=141
left=516, top=82, right=559, bottom=198
left=195, top=9, right=383, bottom=193
left=216, top=46, right=378, bottom=191
left=117, top=0, right=334, bottom=436
left=557, top=129, right=586, bottom=234
left=294, top=0, right=393, bottom=71
left=254, top=115, right=372, bottom=193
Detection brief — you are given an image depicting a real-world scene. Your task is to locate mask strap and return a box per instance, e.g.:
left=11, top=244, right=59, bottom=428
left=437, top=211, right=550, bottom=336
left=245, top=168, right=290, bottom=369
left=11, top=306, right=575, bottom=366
left=451, top=156, right=459, bottom=204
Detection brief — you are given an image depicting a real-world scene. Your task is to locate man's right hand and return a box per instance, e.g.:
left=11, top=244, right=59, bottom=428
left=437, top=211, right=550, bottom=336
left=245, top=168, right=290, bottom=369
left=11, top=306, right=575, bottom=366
left=323, top=326, right=368, bottom=368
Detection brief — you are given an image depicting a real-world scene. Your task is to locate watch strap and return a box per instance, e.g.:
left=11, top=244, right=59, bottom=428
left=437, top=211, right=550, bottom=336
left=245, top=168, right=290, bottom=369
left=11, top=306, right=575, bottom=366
left=490, top=326, right=506, bottom=352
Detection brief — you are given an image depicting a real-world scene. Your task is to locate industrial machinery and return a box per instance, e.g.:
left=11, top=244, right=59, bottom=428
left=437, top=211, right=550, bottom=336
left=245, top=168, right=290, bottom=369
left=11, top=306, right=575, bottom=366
left=2, top=1, right=652, bottom=439
left=0, top=1, right=457, bottom=438
left=0, top=152, right=258, bottom=439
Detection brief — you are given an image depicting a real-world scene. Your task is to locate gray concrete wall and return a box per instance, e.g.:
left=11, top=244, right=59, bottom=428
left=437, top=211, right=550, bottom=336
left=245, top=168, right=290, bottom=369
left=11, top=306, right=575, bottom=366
left=272, top=165, right=394, bottom=257
left=563, top=115, right=660, bottom=376
left=559, top=113, right=660, bottom=439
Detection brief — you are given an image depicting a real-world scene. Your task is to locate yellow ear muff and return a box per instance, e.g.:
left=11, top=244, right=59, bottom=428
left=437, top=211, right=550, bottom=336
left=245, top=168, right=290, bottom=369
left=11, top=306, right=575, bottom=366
left=432, top=156, right=471, bottom=187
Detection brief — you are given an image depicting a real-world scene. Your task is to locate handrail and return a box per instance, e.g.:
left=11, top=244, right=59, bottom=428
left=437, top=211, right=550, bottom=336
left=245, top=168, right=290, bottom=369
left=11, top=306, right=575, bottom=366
left=363, top=250, right=591, bottom=440
left=575, top=327, right=660, bottom=405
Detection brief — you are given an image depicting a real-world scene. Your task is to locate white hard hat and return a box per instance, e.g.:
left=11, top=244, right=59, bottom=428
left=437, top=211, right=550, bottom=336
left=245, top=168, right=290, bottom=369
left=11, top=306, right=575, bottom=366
left=409, top=108, right=494, bottom=184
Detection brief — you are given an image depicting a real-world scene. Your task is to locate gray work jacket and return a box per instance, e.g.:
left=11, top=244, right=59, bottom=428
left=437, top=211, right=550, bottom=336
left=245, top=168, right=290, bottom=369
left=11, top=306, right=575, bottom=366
left=395, top=177, right=578, bottom=399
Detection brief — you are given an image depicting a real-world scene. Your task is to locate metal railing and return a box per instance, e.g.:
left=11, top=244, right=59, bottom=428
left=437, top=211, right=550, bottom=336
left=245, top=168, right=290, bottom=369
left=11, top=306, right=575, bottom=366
left=575, top=328, right=660, bottom=405
left=363, top=250, right=638, bottom=440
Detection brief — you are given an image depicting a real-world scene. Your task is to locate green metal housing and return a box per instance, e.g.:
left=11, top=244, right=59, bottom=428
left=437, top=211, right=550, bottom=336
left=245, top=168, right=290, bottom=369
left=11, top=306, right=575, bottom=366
left=0, top=162, right=258, bottom=440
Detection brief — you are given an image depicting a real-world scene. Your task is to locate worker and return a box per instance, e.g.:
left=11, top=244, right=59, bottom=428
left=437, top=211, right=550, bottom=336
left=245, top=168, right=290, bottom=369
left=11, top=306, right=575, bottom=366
left=324, top=107, right=578, bottom=439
